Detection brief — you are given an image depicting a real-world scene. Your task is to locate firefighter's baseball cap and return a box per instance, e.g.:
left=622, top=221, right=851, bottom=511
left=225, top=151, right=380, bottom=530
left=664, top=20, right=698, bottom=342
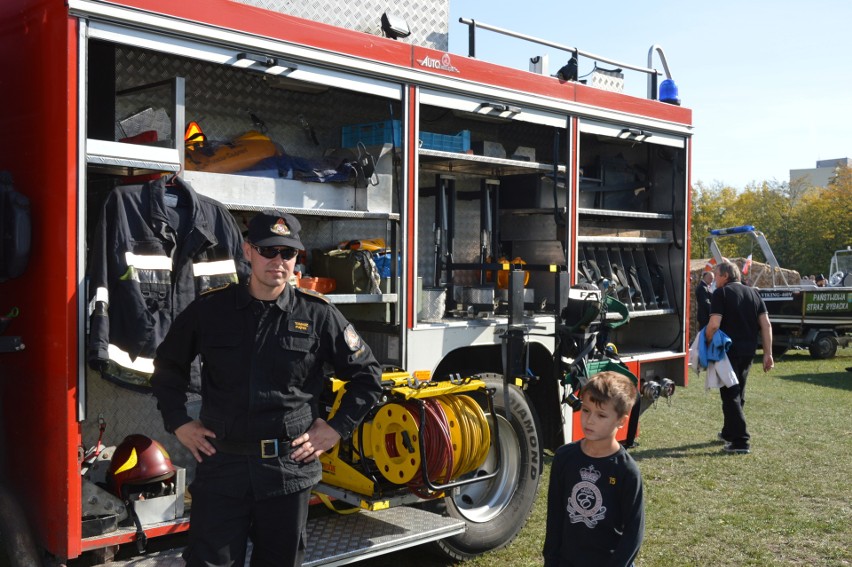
left=247, top=210, right=304, bottom=250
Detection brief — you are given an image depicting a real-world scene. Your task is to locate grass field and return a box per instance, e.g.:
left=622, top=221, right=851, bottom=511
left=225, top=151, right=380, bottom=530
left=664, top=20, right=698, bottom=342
left=363, top=349, right=852, bottom=567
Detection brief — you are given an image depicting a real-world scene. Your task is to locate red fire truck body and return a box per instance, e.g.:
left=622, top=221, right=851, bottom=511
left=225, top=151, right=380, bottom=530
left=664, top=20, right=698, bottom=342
left=0, top=0, right=693, bottom=563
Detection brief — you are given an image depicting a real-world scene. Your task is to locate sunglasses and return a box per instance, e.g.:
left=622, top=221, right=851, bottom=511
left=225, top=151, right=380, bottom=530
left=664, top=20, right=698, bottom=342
left=251, top=245, right=299, bottom=260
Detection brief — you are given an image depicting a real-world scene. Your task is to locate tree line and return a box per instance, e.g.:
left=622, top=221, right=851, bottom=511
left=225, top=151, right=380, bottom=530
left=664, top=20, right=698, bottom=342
left=690, top=166, right=852, bottom=277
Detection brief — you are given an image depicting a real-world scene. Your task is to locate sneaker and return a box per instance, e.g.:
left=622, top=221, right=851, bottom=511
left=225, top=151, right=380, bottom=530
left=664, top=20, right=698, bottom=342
left=717, top=432, right=729, bottom=443
left=723, top=442, right=750, bottom=454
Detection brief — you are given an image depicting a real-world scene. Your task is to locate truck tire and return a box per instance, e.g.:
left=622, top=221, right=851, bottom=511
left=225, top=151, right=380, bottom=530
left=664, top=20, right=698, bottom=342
left=430, top=373, right=542, bottom=560
left=809, top=333, right=837, bottom=359
left=0, top=481, right=41, bottom=567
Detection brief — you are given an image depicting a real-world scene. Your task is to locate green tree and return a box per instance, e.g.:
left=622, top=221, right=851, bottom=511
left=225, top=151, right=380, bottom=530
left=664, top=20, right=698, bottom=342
left=689, top=170, right=852, bottom=277
left=732, top=180, right=800, bottom=267
left=689, top=181, right=738, bottom=259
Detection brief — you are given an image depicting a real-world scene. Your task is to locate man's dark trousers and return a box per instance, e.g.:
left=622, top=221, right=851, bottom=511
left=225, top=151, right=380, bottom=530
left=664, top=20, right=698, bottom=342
left=720, top=354, right=752, bottom=448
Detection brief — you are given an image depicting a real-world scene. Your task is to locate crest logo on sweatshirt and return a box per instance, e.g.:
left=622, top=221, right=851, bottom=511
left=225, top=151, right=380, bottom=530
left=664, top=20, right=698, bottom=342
left=567, top=464, right=607, bottom=528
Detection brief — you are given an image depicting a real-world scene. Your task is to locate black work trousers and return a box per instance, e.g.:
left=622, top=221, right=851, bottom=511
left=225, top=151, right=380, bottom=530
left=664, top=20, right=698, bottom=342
left=184, top=485, right=312, bottom=566
left=719, top=354, right=753, bottom=449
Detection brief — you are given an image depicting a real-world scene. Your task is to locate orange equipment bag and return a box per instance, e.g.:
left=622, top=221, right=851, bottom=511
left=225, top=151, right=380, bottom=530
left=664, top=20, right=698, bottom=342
left=185, top=130, right=279, bottom=174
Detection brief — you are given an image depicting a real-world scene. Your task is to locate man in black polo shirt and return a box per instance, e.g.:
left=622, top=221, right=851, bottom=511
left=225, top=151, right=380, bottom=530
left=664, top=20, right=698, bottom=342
left=704, top=260, right=773, bottom=454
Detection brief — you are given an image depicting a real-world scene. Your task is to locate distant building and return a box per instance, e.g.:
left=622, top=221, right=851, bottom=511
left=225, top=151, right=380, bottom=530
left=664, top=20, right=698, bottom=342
left=790, top=157, right=851, bottom=188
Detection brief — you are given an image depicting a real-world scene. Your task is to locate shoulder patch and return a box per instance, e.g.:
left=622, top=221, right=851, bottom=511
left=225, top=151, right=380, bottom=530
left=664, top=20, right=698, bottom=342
left=295, top=287, right=330, bottom=303
left=344, top=324, right=363, bottom=352
left=201, top=282, right=235, bottom=296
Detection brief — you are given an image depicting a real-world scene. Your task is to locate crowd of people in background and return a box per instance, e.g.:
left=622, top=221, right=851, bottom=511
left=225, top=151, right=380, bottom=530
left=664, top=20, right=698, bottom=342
left=800, top=274, right=828, bottom=287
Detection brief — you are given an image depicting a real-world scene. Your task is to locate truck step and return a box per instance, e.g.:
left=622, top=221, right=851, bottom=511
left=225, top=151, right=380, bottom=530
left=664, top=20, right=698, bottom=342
left=98, top=506, right=464, bottom=566
left=304, top=506, right=464, bottom=566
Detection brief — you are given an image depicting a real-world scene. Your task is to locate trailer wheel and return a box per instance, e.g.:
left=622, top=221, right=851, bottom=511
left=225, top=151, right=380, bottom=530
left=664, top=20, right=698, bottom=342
left=809, top=333, right=837, bottom=359
left=429, top=373, right=542, bottom=560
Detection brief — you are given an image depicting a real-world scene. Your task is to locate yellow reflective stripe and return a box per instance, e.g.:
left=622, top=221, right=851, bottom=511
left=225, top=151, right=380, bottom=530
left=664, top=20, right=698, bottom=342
left=112, top=447, right=138, bottom=475
left=192, top=259, right=237, bottom=277
left=106, top=344, right=155, bottom=374
left=124, top=252, right=172, bottom=271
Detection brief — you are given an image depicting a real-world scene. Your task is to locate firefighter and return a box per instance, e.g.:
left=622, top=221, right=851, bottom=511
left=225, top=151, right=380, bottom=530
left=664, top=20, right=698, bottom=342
left=151, top=210, right=383, bottom=566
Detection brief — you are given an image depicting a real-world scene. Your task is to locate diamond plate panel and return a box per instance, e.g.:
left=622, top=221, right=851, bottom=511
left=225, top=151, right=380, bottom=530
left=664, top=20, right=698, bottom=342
left=417, top=179, right=496, bottom=290
left=232, top=0, right=449, bottom=51
left=94, top=505, right=462, bottom=566
left=113, top=47, right=400, bottom=159
left=81, top=215, right=390, bottom=441
left=90, top=47, right=400, bottom=450
left=589, top=69, right=625, bottom=93
left=81, top=367, right=200, bottom=482
left=304, top=506, right=463, bottom=565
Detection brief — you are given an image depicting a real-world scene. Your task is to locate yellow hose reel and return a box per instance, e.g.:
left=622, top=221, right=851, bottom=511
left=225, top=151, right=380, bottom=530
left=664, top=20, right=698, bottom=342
left=359, top=394, right=491, bottom=486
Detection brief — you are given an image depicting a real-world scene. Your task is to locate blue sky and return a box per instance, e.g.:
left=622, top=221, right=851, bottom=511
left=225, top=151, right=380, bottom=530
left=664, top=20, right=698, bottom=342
left=447, top=1, right=852, bottom=189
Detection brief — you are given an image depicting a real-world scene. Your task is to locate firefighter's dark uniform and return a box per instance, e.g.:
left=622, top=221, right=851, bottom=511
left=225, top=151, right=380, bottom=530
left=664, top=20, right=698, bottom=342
left=88, top=176, right=248, bottom=391
left=151, top=281, right=382, bottom=566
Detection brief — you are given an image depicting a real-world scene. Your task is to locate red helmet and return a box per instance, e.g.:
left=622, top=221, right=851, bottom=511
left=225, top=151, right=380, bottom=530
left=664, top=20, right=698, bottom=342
left=108, top=434, right=176, bottom=498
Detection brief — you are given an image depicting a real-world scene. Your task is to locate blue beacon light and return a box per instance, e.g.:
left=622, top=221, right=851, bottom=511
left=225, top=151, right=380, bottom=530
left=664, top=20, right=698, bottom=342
left=659, top=78, right=681, bottom=106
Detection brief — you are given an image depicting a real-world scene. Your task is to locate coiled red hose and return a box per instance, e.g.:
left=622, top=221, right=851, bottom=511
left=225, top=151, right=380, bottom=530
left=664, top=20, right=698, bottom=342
left=405, top=398, right=454, bottom=497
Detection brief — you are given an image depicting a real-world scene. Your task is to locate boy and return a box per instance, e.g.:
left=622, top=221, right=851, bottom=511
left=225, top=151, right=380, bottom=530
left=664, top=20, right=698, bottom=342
left=543, top=371, right=645, bottom=567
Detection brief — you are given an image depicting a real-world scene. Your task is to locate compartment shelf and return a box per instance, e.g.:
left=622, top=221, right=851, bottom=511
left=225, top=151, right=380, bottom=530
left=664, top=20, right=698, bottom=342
left=617, top=349, right=684, bottom=362
left=325, top=293, right=397, bottom=305
left=578, top=207, right=673, bottom=220
left=419, top=149, right=566, bottom=177
left=606, top=308, right=675, bottom=319
left=86, top=139, right=180, bottom=176
left=185, top=170, right=398, bottom=220
left=579, top=235, right=673, bottom=244
left=206, top=202, right=398, bottom=221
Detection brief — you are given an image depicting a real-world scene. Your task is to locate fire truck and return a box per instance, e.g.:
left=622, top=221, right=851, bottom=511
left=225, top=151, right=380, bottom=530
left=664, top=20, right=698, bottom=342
left=0, top=0, right=693, bottom=564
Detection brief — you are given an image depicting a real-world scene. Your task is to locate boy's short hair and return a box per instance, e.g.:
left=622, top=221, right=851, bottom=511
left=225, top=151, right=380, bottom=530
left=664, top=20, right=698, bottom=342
left=581, top=371, right=638, bottom=417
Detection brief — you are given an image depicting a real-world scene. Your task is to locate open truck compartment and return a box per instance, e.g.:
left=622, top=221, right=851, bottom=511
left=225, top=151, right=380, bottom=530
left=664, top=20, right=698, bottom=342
left=0, top=1, right=693, bottom=562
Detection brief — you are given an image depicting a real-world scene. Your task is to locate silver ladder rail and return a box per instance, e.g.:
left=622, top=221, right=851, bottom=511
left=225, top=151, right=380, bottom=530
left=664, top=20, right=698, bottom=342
left=458, top=17, right=672, bottom=100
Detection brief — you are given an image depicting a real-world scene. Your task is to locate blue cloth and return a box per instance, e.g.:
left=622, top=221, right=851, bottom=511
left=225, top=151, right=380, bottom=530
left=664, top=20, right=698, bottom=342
left=698, top=327, right=731, bottom=369
left=372, top=251, right=400, bottom=278
left=237, top=153, right=355, bottom=183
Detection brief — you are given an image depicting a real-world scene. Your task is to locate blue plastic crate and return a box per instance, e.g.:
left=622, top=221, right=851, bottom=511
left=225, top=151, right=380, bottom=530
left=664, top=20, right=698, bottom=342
left=420, top=130, right=471, bottom=153
left=341, top=120, right=401, bottom=147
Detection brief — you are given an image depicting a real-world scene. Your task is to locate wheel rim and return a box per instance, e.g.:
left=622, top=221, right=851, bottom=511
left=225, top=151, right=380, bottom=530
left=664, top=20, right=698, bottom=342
left=450, top=412, right=520, bottom=523
left=815, top=336, right=835, bottom=357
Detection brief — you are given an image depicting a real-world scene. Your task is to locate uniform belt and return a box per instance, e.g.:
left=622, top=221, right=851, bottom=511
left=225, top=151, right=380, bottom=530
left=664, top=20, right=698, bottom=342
left=212, top=437, right=293, bottom=459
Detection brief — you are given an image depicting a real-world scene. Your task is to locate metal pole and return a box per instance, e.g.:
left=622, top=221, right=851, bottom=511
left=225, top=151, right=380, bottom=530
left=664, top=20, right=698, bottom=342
left=459, top=17, right=657, bottom=75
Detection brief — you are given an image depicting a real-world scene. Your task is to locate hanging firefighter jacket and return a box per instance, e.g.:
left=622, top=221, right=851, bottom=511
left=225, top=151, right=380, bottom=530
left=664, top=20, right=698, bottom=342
left=87, top=175, right=249, bottom=391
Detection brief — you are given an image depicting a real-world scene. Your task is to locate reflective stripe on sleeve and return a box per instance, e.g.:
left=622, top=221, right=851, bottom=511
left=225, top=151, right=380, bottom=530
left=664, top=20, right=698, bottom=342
left=124, top=252, right=172, bottom=270
left=106, top=344, right=155, bottom=374
left=88, top=286, right=110, bottom=315
left=192, top=259, right=238, bottom=277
